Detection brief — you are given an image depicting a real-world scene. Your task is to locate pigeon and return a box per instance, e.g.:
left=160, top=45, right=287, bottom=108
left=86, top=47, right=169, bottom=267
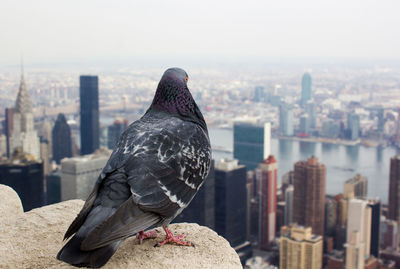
left=57, top=68, right=211, bottom=268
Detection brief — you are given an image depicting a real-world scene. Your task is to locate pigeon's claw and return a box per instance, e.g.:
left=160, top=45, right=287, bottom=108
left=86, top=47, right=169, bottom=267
left=154, top=226, right=195, bottom=247
left=136, top=230, right=158, bottom=244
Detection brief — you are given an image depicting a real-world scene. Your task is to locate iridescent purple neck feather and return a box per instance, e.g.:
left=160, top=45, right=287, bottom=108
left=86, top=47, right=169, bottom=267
left=147, top=68, right=207, bottom=132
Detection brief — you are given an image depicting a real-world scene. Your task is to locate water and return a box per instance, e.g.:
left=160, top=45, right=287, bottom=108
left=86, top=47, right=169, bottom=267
left=209, top=128, right=397, bottom=203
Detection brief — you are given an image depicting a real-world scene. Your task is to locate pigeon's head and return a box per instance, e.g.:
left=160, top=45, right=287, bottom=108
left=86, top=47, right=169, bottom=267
left=148, top=67, right=207, bottom=131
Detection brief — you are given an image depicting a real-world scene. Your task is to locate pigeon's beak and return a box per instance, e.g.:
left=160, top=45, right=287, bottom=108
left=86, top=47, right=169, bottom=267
left=185, top=76, right=188, bottom=83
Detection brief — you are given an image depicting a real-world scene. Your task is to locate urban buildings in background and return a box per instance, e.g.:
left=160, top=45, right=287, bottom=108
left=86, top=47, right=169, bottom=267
left=255, top=155, right=277, bottom=251
left=214, top=159, right=252, bottom=264
left=233, top=121, right=271, bottom=170
left=0, top=150, right=44, bottom=211
left=279, top=225, right=323, bottom=269
left=8, top=70, right=40, bottom=160
left=2, top=65, right=400, bottom=268
left=52, top=113, right=72, bottom=164
left=293, top=156, right=326, bottom=236
left=389, top=155, right=400, bottom=224
left=80, top=75, right=99, bottom=155
left=60, top=148, right=110, bottom=201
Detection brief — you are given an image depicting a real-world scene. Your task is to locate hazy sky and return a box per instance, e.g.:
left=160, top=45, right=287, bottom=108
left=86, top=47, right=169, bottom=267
left=1, top=0, right=399, bottom=66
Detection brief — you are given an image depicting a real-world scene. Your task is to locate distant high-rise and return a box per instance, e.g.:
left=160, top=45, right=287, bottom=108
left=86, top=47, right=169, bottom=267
left=107, top=118, right=128, bottom=150
left=299, top=114, right=310, bottom=135
left=280, top=225, right=323, bottom=269
left=255, top=155, right=277, bottom=250
left=346, top=199, right=371, bottom=261
left=279, top=103, right=294, bottom=136
left=345, top=231, right=365, bottom=269
left=293, top=156, right=326, bottom=236
left=325, top=197, right=337, bottom=237
left=301, top=73, right=312, bottom=107
left=348, top=112, right=360, bottom=141
left=233, top=122, right=270, bottom=171
left=380, top=217, right=398, bottom=251
left=284, top=185, right=294, bottom=225
left=305, top=101, right=316, bottom=129
left=0, top=154, right=44, bottom=211
left=377, top=107, right=384, bottom=133
left=344, top=174, right=368, bottom=198
left=60, top=148, right=111, bottom=201
left=4, top=108, right=14, bottom=158
left=368, top=199, right=380, bottom=258
left=52, top=114, right=72, bottom=164
left=388, top=155, right=400, bottom=223
left=253, top=86, right=264, bottom=102
left=80, top=75, right=99, bottom=155
left=174, top=161, right=215, bottom=230
left=214, top=159, right=251, bottom=264
left=9, top=69, right=40, bottom=159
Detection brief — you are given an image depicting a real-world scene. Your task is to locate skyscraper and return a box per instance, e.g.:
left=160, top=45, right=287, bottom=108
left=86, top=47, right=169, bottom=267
left=255, top=155, right=277, bottom=250
left=368, top=199, right=380, bottom=258
left=60, top=148, right=111, bottom=201
left=388, top=155, right=400, bottom=223
left=0, top=151, right=44, bottom=211
left=346, top=199, right=372, bottom=260
left=52, top=113, right=73, bottom=164
left=80, top=75, right=99, bottom=155
left=284, top=185, right=294, bottom=225
left=301, top=73, right=312, bottom=107
left=344, top=174, right=368, bottom=198
left=280, top=225, right=323, bottom=269
left=4, top=107, right=14, bottom=158
left=9, top=69, right=40, bottom=160
left=380, top=217, right=398, bottom=250
left=279, top=103, right=294, bottom=136
left=214, top=159, right=251, bottom=263
left=107, top=118, right=128, bottom=150
left=299, top=114, right=310, bottom=135
left=233, top=122, right=270, bottom=171
left=348, top=112, right=360, bottom=141
left=305, top=101, right=317, bottom=129
left=293, top=156, right=326, bottom=236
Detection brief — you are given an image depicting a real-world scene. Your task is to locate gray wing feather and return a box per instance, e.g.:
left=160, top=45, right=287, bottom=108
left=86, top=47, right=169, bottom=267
left=81, top=197, right=161, bottom=251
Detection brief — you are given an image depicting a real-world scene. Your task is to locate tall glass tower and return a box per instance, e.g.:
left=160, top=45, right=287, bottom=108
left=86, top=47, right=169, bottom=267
left=301, top=73, right=312, bottom=106
left=80, top=75, right=99, bottom=155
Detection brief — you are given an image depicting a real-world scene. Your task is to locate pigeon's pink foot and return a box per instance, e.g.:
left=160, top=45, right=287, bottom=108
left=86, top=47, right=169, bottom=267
left=136, top=230, right=158, bottom=244
left=154, top=226, right=194, bottom=247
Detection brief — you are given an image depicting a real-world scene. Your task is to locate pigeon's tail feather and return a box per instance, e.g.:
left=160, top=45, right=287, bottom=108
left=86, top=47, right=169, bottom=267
left=56, top=234, right=121, bottom=268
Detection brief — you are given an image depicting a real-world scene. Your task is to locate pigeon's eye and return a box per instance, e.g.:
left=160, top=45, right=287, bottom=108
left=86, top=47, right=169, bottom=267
left=185, top=76, right=188, bottom=83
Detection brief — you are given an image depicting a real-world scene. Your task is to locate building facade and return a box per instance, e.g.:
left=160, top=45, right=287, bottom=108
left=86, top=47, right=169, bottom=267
left=60, top=149, right=111, bottom=201
left=279, top=103, right=294, bottom=136
left=9, top=71, right=40, bottom=160
left=301, top=73, right=312, bottom=107
left=344, top=174, right=368, bottom=198
left=52, top=113, right=72, bottom=164
left=255, top=155, right=277, bottom=250
left=389, top=155, right=400, bottom=223
left=80, top=75, right=99, bottom=155
left=0, top=155, right=44, bottom=211
left=293, top=156, right=326, bottom=236
left=214, top=159, right=251, bottom=263
left=280, top=225, right=322, bottom=269
left=233, top=122, right=270, bottom=171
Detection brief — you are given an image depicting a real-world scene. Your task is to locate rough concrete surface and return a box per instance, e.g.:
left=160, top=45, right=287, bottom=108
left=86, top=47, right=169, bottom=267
left=0, top=184, right=241, bottom=269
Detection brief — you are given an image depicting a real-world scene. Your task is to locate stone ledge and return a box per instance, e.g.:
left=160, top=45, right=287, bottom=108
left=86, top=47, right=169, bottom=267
left=0, top=184, right=241, bottom=268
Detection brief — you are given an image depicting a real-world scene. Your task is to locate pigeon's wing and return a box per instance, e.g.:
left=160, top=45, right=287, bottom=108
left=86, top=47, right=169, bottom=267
left=63, top=125, right=140, bottom=240
left=81, top=120, right=211, bottom=249
left=127, top=122, right=211, bottom=217
left=63, top=179, right=102, bottom=240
